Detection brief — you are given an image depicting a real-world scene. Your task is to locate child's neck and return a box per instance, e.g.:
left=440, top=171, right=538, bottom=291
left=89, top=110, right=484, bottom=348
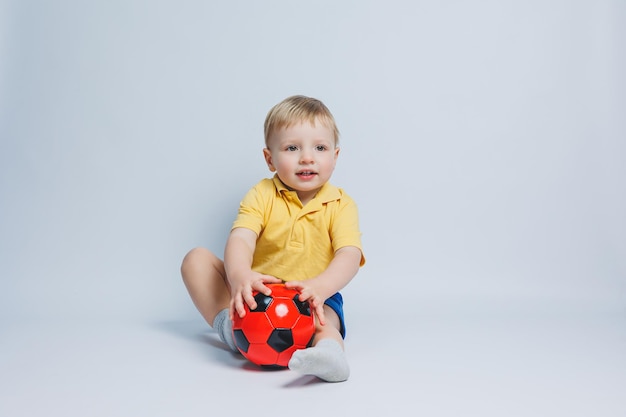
left=297, top=192, right=316, bottom=206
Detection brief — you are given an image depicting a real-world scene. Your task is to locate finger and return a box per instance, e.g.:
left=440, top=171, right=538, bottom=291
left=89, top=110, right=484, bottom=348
left=314, top=302, right=326, bottom=326
left=284, top=281, right=304, bottom=295
left=243, top=289, right=257, bottom=311
left=254, top=280, right=274, bottom=296
left=262, top=275, right=283, bottom=284
left=234, top=295, right=247, bottom=318
left=261, top=278, right=283, bottom=295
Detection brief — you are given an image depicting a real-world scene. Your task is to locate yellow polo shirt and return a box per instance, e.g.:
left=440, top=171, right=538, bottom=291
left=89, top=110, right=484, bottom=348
left=232, top=175, right=365, bottom=281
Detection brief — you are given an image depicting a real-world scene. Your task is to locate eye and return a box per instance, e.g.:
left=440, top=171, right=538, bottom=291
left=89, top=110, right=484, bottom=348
left=315, top=145, right=328, bottom=151
left=285, top=145, right=298, bottom=151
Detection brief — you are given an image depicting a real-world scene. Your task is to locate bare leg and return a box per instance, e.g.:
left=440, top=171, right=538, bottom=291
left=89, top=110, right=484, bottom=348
left=311, top=305, right=344, bottom=348
left=180, top=247, right=230, bottom=326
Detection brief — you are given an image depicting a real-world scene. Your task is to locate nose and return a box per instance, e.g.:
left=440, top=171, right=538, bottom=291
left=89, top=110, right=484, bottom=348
left=299, top=149, right=314, bottom=164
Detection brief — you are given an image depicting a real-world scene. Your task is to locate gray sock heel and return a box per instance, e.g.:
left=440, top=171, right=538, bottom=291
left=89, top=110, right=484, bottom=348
left=213, top=309, right=239, bottom=352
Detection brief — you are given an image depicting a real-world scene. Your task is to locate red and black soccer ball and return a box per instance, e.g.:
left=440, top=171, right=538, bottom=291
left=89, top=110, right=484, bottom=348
left=232, top=283, right=315, bottom=368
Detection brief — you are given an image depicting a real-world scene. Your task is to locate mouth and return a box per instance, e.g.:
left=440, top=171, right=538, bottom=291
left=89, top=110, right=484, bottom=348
left=296, top=171, right=317, bottom=177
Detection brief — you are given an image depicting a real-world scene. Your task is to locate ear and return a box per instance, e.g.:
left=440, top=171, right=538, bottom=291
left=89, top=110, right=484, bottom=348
left=333, top=147, right=340, bottom=162
left=263, top=148, right=276, bottom=172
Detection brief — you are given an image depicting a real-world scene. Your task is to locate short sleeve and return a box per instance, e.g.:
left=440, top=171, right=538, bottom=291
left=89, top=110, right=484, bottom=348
left=330, top=193, right=366, bottom=266
left=231, top=183, right=267, bottom=236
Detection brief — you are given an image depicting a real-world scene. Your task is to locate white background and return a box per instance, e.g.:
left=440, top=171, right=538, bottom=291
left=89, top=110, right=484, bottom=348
left=1, top=0, right=624, bottom=321
left=0, top=2, right=625, bottom=415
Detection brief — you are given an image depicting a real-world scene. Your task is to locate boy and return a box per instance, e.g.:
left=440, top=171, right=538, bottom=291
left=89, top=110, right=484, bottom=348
left=181, top=95, right=365, bottom=382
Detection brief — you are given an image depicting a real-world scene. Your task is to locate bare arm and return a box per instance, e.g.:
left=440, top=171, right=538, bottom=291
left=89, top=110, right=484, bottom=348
left=224, top=227, right=282, bottom=319
left=285, top=245, right=362, bottom=325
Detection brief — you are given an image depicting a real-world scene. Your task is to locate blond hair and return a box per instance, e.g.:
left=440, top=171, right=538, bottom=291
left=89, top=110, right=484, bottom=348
left=264, top=95, right=340, bottom=147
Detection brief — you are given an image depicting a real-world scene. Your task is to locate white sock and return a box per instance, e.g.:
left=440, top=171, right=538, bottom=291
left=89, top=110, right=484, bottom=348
left=213, top=308, right=238, bottom=352
left=288, top=339, right=350, bottom=382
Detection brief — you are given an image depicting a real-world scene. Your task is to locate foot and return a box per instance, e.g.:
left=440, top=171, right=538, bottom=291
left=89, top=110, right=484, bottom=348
left=288, top=339, right=350, bottom=382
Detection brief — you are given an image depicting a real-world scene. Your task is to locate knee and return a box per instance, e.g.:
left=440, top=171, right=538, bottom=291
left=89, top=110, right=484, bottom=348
left=181, top=247, right=218, bottom=280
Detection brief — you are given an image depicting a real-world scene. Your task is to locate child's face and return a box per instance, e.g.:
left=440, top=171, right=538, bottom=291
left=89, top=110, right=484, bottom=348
left=263, top=119, right=339, bottom=204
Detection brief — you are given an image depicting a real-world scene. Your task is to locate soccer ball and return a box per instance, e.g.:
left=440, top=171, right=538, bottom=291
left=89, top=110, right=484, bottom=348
left=232, top=283, right=315, bottom=368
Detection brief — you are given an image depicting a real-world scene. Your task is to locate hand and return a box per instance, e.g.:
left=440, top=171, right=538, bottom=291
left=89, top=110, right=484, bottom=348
left=284, top=279, right=330, bottom=326
left=229, top=271, right=282, bottom=320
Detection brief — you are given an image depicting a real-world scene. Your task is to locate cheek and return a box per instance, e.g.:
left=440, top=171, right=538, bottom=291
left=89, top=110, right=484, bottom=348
left=273, top=155, right=293, bottom=171
left=324, top=155, right=338, bottom=169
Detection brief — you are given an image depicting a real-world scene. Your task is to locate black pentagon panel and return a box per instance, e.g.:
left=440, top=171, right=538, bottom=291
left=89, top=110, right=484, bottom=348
left=306, top=333, right=315, bottom=348
left=233, top=329, right=249, bottom=353
left=250, top=293, right=273, bottom=312
left=267, top=329, right=293, bottom=353
left=292, top=295, right=311, bottom=316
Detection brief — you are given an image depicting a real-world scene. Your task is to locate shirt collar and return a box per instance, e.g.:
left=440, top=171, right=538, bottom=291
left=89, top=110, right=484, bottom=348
left=272, top=174, right=341, bottom=204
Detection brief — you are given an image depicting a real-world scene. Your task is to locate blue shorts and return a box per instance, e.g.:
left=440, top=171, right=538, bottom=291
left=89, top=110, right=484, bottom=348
left=324, top=292, right=346, bottom=339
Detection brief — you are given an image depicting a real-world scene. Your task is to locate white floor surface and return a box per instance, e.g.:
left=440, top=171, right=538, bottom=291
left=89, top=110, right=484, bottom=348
left=1, top=308, right=625, bottom=417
